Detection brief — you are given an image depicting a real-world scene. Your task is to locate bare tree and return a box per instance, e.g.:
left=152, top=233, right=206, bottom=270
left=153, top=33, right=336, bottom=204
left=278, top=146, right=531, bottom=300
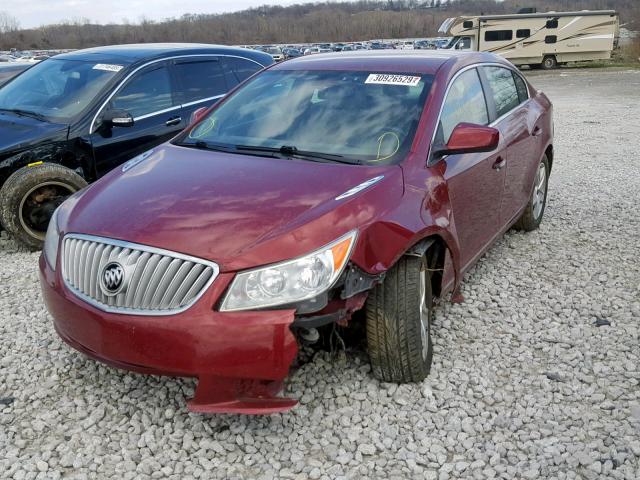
left=0, top=11, right=20, bottom=34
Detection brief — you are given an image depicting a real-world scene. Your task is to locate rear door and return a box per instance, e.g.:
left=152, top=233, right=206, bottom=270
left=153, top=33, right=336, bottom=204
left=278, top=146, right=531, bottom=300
left=91, top=61, right=181, bottom=177
left=172, top=56, right=229, bottom=125
left=437, top=67, right=507, bottom=270
left=479, top=65, right=539, bottom=227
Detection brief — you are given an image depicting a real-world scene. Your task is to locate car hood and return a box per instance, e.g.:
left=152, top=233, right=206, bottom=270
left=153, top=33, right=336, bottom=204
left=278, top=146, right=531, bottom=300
left=0, top=112, right=67, bottom=156
left=62, top=144, right=401, bottom=271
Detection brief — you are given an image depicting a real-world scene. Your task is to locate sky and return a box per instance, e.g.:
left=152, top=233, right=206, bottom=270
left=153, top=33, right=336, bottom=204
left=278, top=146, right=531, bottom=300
left=6, top=0, right=302, bottom=29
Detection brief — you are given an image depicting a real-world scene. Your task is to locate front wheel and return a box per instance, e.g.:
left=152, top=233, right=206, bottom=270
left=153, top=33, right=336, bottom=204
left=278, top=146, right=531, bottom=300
left=0, top=164, right=87, bottom=250
left=541, top=55, right=558, bottom=70
left=365, top=255, right=433, bottom=383
left=514, top=155, right=549, bottom=231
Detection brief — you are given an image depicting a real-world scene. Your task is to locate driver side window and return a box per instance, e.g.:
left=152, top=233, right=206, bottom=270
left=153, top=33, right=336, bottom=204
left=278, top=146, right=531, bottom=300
left=111, top=65, right=175, bottom=118
left=437, top=68, right=489, bottom=144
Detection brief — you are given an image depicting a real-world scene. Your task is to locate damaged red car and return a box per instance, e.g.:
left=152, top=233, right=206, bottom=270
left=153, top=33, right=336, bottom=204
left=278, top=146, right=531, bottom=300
left=40, top=50, right=553, bottom=414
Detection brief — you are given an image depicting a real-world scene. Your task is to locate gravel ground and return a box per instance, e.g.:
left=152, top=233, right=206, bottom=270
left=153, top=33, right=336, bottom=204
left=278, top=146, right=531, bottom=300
left=1, top=68, right=639, bottom=480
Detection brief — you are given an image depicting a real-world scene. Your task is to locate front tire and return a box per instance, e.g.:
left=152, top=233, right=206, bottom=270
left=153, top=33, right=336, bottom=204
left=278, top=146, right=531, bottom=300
left=514, top=155, right=550, bottom=231
left=365, top=255, right=433, bottom=383
left=541, top=55, right=558, bottom=70
left=0, top=164, right=87, bottom=250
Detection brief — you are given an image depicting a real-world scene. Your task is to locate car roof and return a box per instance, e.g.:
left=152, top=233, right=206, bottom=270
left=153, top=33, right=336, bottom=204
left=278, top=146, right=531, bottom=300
left=272, top=50, right=503, bottom=74
left=54, top=43, right=273, bottom=66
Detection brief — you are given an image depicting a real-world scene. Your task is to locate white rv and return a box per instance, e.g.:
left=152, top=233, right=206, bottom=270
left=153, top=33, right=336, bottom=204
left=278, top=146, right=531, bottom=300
left=438, top=10, right=619, bottom=69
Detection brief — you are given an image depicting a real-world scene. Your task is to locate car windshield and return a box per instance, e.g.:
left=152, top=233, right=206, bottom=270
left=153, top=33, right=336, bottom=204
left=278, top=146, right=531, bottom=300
left=177, top=70, right=434, bottom=165
left=0, top=58, right=122, bottom=122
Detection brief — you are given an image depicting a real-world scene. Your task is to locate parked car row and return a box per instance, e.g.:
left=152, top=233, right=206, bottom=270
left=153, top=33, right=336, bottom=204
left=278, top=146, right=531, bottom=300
left=239, top=38, right=453, bottom=60
left=2, top=43, right=555, bottom=414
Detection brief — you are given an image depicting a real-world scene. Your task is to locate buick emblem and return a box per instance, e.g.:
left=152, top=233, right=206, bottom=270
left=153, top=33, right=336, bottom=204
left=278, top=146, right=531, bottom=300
left=100, top=262, right=126, bottom=296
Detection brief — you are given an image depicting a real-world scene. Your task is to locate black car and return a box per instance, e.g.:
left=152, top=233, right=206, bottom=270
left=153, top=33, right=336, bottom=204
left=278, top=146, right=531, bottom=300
left=0, top=43, right=273, bottom=248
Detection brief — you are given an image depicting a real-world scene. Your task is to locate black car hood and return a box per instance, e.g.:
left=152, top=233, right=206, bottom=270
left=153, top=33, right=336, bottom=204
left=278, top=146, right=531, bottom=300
left=0, top=111, right=68, bottom=157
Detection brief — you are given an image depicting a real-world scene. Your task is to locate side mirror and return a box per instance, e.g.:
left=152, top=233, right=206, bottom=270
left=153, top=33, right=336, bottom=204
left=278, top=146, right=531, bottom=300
left=103, top=109, right=134, bottom=128
left=189, top=106, right=209, bottom=125
left=432, top=123, right=499, bottom=159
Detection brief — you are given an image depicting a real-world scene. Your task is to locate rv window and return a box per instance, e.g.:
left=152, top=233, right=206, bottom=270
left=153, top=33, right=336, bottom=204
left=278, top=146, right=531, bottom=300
left=463, top=21, right=474, bottom=29
left=546, top=19, right=559, bottom=29
left=512, top=72, right=529, bottom=103
left=516, top=29, right=531, bottom=38
left=482, top=66, right=520, bottom=119
left=545, top=36, right=557, bottom=44
left=485, top=30, right=513, bottom=42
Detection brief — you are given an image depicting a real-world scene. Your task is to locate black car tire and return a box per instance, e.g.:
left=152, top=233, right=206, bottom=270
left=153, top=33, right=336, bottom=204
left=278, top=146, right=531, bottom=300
left=0, top=163, right=87, bottom=250
left=365, top=255, right=433, bottom=383
left=541, top=55, right=558, bottom=70
left=514, top=155, right=550, bottom=232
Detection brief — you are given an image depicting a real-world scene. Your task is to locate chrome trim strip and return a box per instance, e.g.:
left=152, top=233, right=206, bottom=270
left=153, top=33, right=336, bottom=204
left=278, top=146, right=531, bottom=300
left=133, top=105, right=182, bottom=122
left=90, top=54, right=267, bottom=133
left=181, top=94, right=225, bottom=109
left=61, top=233, right=219, bottom=316
left=428, top=61, right=530, bottom=165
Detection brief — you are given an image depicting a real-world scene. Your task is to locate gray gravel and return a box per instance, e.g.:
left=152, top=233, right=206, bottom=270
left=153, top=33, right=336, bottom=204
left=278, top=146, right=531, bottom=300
left=1, top=68, right=640, bottom=479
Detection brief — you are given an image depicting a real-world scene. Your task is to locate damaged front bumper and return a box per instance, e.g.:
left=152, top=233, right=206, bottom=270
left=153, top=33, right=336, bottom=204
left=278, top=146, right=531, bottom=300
left=39, top=255, right=299, bottom=414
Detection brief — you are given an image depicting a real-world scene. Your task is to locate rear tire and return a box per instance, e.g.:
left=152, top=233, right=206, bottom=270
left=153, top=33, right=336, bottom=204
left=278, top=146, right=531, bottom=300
left=0, top=163, right=87, bottom=250
left=541, top=55, right=558, bottom=70
left=365, top=255, right=433, bottom=383
left=514, top=155, right=550, bottom=232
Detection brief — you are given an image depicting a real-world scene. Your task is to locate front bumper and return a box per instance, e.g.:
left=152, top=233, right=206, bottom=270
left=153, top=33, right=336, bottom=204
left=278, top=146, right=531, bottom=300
left=39, top=255, right=299, bottom=414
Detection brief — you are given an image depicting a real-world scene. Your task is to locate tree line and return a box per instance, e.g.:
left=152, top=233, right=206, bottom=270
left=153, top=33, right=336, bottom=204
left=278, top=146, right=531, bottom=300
left=0, top=0, right=637, bottom=50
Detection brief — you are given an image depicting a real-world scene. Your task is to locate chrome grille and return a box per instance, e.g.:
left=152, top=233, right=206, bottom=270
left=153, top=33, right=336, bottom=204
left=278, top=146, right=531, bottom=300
left=61, top=234, right=219, bottom=315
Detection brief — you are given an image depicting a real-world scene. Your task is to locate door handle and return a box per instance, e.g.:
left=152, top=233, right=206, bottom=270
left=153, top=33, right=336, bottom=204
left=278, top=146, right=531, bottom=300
left=165, top=116, right=182, bottom=127
left=532, top=126, right=543, bottom=137
left=492, top=157, right=506, bottom=171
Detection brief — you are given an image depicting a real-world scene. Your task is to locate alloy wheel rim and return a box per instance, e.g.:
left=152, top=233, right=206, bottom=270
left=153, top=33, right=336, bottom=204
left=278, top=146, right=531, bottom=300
left=419, top=268, right=430, bottom=361
left=532, top=162, right=547, bottom=220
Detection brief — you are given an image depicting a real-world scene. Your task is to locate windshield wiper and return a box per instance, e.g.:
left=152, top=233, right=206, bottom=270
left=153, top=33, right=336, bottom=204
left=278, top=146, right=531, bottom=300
left=235, top=145, right=361, bottom=165
left=179, top=140, right=280, bottom=158
left=0, top=108, right=47, bottom=121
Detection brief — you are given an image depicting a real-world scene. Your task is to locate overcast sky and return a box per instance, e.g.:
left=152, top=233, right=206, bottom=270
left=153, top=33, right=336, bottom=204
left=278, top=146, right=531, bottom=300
left=8, top=0, right=302, bottom=28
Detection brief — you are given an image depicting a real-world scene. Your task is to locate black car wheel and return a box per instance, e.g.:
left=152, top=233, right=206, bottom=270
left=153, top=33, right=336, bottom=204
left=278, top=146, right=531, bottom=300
left=0, top=164, right=87, bottom=250
left=365, top=254, right=433, bottom=383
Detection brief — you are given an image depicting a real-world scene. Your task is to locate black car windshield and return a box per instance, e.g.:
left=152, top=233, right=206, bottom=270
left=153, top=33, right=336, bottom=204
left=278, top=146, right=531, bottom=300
left=0, top=58, right=122, bottom=122
left=177, top=70, right=434, bottom=165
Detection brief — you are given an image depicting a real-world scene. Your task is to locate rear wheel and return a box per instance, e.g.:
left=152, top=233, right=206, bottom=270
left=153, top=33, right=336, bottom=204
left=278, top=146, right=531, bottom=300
left=0, top=164, right=87, bottom=250
left=514, top=155, right=549, bottom=231
left=541, top=55, right=558, bottom=70
left=365, top=255, right=433, bottom=383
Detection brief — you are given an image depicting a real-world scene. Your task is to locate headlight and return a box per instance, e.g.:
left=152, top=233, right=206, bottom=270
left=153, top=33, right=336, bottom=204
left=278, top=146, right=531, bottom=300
left=220, top=231, right=357, bottom=311
left=43, top=207, right=60, bottom=270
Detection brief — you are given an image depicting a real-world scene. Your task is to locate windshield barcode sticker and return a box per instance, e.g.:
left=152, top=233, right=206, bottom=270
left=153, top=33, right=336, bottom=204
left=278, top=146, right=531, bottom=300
left=93, top=64, right=124, bottom=72
left=365, top=74, right=421, bottom=86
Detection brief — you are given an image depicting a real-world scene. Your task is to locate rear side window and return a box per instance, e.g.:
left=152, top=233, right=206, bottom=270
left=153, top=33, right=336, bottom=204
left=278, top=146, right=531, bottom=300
left=438, top=68, right=488, bottom=144
left=512, top=72, right=529, bottom=103
left=516, top=29, right=531, bottom=38
left=224, top=57, right=263, bottom=84
left=174, top=59, right=227, bottom=104
left=111, top=65, right=174, bottom=118
left=485, top=30, right=513, bottom=42
left=482, top=66, right=520, bottom=119
left=545, top=36, right=557, bottom=44
left=546, top=19, right=559, bottom=29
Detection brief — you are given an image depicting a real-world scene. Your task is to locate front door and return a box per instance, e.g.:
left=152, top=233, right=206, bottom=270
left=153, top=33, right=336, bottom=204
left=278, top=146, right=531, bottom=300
left=90, top=61, right=183, bottom=177
left=435, top=67, right=506, bottom=270
left=480, top=65, right=539, bottom=227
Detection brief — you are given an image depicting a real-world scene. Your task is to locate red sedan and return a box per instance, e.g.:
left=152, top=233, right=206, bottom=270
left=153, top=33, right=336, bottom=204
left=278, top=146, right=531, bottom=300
left=40, top=50, right=553, bottom=414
